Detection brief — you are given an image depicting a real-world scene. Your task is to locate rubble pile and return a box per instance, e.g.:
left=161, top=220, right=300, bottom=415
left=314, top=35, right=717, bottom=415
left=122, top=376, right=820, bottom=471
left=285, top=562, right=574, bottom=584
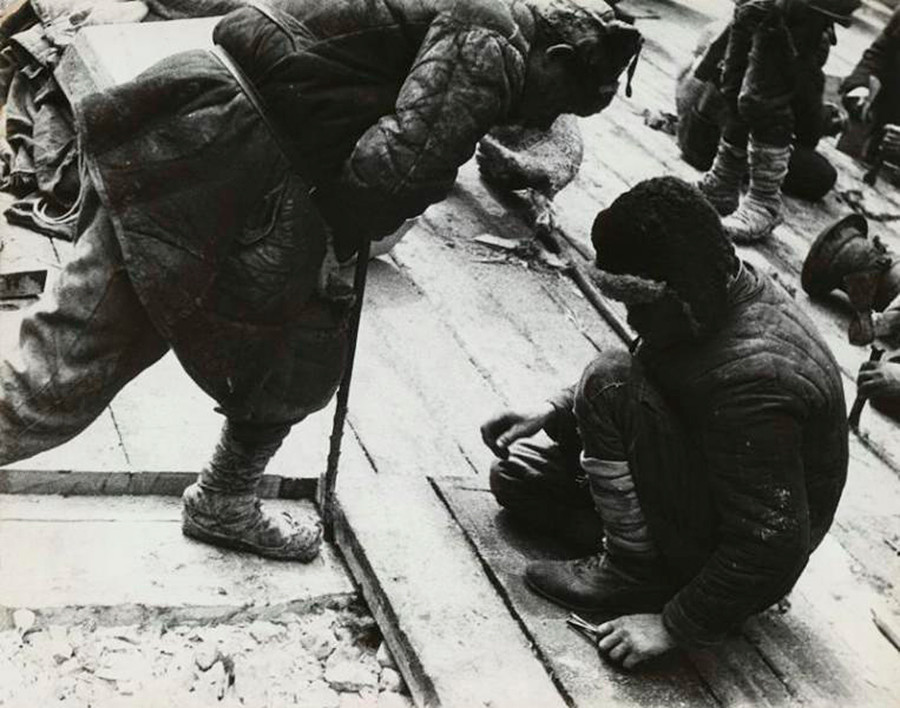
left=0, top=602, right=411, bottom=707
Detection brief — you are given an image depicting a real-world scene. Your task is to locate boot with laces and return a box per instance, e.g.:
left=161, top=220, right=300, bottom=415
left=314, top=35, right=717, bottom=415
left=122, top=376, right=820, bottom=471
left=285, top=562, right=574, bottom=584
left=524, top=456, right=676, bottom=613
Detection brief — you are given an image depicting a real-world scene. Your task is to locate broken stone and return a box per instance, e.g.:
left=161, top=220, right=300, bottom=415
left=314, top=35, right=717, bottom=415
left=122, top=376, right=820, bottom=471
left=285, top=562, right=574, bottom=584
left=338, top=692, right=373, bottom=708
left=194, top=644, right=220, bottom=671
left=294, top=651, right=325, bottom=684
left=375, top=641, right=397, bottom=670
left=50, top=639, right=74, bottom=665
left=376, top=692, right=415, bottom=708
left=95, top=651, right=142, bottom=682
left=379, top=667, right=403, bottom=693
left=113, top=626, right=142, bottom=645
left=324, top=649, right=379, bottom=693
left=248, top=620, right=286, bottom=644
left=299, top=618, right=337, bottom=661
left=12, top=609, right=35, bottom=635
left=296, top=680, right=340, bottom=708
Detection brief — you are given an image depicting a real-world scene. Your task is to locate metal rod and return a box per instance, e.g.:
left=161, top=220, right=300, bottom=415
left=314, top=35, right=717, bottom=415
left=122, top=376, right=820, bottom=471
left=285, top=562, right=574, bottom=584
left=849, top=347, right=884, bottom=432
left=320, top=241, right=372, bottom=542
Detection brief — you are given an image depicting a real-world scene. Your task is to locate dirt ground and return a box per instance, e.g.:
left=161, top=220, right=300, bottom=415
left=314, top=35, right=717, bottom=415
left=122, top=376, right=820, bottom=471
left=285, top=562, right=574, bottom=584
left=0, top=599, right=412, bottom=708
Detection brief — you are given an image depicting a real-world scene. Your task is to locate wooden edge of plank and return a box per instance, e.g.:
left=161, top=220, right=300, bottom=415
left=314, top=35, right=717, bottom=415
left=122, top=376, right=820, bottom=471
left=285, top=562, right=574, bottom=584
left=333, top=473, right=568, bottom=708
left=0, top=469, right=316, bottom=500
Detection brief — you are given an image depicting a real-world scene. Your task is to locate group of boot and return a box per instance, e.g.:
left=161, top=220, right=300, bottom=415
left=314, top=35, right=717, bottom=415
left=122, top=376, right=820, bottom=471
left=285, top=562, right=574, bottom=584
left=699, top=139, right=792, bottom=244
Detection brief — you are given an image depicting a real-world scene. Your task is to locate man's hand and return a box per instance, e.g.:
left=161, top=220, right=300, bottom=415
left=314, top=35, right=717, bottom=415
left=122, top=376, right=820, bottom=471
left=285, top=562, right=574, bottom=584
left=594, top=614, right=677, bottom=670
left=844, top=78, right=882, bottom=123
left=857, top=360, right=900, bottom=399
left=881, top=123, right=900, bottom=164
left=480, top=407, right=553, bottom=459
left=873, top=310, right=900, bottom=349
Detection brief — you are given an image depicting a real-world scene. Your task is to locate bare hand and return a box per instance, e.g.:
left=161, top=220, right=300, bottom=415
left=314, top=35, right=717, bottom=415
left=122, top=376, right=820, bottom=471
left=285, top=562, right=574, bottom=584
left=844, top=86, right=871, bottom=122
left=857, top=360, right=900, bottom=399
left=873, top=310, right=900, bottom=348
left=480, top=408, right=552, bottom=459
left=881, top=123, right=900, bottom=162
left=595, top=614, right=677, bottom=670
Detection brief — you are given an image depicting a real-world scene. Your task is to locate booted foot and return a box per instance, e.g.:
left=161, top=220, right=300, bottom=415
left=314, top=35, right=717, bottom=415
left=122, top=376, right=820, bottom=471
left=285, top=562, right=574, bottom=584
left=697, top=141, right=747, bottom=216
left=525, top=553, right=676, bottom=614
left=721, top=197, right=783, bottom=244
left=181, top=483, right=322, bottom=562
left=697, top=172, right=741, bottom=216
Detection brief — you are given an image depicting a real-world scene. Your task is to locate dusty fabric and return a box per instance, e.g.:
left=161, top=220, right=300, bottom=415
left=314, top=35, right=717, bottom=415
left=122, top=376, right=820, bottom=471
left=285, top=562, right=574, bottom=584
left=76, top=49, right=349, bottom=423
left=678, top=20, right=836, bottom=200
left=0, top=186, right=168, bottom=465
left=543, top=264, right=847, bottom=647
left=214, top=0, right=530, bottom=259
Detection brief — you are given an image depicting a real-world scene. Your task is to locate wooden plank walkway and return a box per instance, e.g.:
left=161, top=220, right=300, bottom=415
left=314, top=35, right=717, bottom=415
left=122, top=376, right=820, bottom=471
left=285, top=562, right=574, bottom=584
left=2, top=3, right=900, bottom=705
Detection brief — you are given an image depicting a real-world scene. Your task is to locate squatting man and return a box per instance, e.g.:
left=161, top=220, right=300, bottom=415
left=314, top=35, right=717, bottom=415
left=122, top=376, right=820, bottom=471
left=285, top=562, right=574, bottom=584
left=0, top=0, right=641, bottom=559
left=482, top=177, right=848, bottom=669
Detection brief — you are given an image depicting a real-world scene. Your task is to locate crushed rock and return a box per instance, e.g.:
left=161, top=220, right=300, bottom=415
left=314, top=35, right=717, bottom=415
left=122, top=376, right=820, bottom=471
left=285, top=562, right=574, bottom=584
left=0, top=601, right=408, bottom=707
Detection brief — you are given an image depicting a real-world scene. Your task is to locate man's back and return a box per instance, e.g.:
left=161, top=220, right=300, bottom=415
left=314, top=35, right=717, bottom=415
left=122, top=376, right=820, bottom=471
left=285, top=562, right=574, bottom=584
left=642, top=262, right=848, bottom=555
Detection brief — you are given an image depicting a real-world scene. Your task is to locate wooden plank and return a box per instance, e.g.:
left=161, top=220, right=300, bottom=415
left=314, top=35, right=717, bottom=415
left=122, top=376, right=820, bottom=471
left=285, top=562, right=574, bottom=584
left=0, top=468, right=312, bottom=499
left=335, top=466, right=567, bottom=707
left=0, top=494, right=353, bottom=629
left=435, top=480, right=727, bottom=707
left=742, top=535, right=900, bottom=708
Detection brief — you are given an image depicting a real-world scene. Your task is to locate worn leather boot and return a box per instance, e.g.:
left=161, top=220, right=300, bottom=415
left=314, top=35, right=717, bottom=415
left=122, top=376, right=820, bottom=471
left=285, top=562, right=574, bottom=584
left=525, top=457, right=676, bottom=613
left=697, top=139, right=747, bottom=216
left=721, top=141, right=791, bottom=244
left=182, top=421, right=322, bottom=562
left=526, top=551, right=676, bottom=613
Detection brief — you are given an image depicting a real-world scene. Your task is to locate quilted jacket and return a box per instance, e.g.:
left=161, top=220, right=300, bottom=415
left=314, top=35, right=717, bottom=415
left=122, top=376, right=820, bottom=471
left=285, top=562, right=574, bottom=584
left=548, top=264, right=847, bottom=647
left=215, top=0, right=531, bottom=255
left=74, top=0, right=537, bottom=421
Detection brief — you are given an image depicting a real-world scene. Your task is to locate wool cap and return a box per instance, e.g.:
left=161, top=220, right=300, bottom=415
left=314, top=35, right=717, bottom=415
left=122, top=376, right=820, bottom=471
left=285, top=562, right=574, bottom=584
left=591, top=176, right=739, bottom=334
left=528, top=0, right=643, bottom=96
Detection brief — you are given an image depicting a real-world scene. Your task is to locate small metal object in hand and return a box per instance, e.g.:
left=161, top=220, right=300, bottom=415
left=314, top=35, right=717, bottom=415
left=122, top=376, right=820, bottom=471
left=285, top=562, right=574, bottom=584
left=566, top=613, right=604, bottom=646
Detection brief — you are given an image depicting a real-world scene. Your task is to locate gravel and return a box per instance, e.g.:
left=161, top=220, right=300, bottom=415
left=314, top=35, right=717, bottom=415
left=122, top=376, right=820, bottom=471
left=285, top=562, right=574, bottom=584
left=0, top=600, right=412, bottom=707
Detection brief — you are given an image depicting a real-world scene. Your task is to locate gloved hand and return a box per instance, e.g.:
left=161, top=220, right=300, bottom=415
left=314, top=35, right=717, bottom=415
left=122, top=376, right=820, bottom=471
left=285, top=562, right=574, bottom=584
left=480, top=406, right=553, bottom=459
left=857, top=359, right=900, bottom=399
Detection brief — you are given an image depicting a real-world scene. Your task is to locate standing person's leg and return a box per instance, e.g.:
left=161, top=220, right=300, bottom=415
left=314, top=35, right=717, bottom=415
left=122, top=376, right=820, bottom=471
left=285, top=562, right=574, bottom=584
left=698, top=117, right=749, bottom=216
left=525, top=352, right=716, bottom=614
left=181, top=418, right=323, bottom=562
left=721, top=13, right=795, bottom=243
left=0, top=187, right=168, bottom=464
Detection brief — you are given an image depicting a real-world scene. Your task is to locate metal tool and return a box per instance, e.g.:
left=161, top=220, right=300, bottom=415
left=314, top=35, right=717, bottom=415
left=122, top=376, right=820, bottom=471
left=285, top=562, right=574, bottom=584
left=849, top=346, right=885, bottom=432
left=566, top=613, right=606, bottom=647
left=318, top=241, right=372, bottom=542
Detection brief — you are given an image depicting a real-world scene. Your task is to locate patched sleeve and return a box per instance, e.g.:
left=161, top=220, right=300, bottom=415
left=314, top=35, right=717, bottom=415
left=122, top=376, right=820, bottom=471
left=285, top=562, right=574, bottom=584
left=313, top=17, right=525, bottom=254
left=662, top=384, right=812, bottom=647
left=841, top=9, right=900, bottom=94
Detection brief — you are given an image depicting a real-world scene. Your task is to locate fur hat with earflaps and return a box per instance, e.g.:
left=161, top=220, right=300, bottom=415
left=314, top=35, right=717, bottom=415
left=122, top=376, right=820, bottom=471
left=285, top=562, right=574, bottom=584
left=591, top=176, right=739, bottom=336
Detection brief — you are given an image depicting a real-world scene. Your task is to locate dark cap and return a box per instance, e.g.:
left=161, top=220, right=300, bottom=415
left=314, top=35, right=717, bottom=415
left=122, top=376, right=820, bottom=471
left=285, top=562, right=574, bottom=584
left=592, top=176, right=738, bottom=334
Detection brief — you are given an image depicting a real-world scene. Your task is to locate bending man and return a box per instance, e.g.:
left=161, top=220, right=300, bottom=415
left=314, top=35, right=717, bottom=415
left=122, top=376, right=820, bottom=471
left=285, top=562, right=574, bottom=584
left=0, top=0, right=642, bottom=561
left=482, top=177, right=848, bottom=667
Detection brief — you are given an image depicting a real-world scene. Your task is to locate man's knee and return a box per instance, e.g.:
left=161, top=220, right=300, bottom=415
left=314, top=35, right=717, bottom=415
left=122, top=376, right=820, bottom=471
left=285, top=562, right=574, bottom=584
left=489, top=456, right=528, bottom=511
left=577, top=350, right=634, bottom=406
left=574, top=351, right=635, bottom=460
left=783, top=147, right=836, bottom=201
